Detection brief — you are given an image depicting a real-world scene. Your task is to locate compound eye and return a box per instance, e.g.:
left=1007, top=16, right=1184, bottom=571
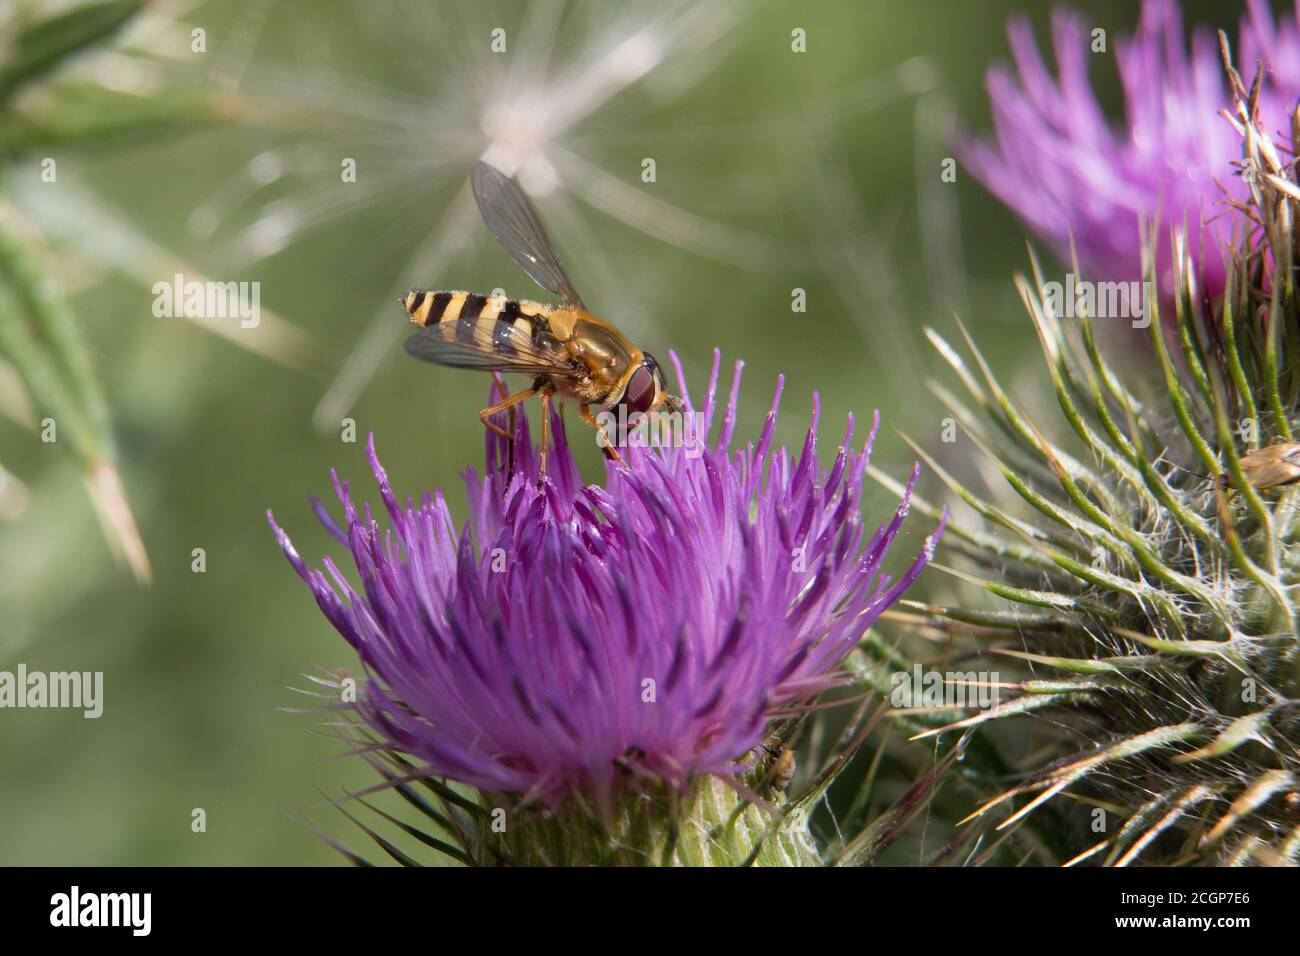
left=620, top=365, right=657, bottom=415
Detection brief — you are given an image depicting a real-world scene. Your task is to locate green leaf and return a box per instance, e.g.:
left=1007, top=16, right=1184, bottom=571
left=0, top=222, right=113, bottom=454
left=0, top=1, right=144, bottom=103
left=1, top=84, right=242, bottom=157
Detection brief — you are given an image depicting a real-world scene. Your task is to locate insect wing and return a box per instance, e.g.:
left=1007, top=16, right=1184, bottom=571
left=472, top=161, right=586, bottom=309
left=1240, top=443, right=1300, bottom=490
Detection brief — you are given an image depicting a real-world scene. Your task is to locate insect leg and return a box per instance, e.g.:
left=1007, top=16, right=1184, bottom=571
left=538, top=385, right=556, bottom=478
left=490, top=373, right=517, bottom=474
left=486, top=373, right=516, bottom=437
left=579, top=404, right=623, bottom=464
left=479, top=385, right=537, bottom=440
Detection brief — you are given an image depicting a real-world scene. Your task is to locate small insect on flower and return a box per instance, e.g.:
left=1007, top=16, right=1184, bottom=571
left=401, top=162, right=680, bottom=475
left=766, top=744, right=797, bottom=792
left=1226, top=442, right=1300, bottom=492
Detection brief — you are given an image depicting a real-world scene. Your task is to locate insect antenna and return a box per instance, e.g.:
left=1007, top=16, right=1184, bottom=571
left=1158, top=458, right=1215, bottom=483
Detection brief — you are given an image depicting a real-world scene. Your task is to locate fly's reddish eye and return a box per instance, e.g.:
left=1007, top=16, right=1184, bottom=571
left=620, top=365, right=657, bottom=415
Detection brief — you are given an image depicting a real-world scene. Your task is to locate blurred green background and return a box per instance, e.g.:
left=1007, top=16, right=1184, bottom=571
left=0, top=0, right=1247, bottom=864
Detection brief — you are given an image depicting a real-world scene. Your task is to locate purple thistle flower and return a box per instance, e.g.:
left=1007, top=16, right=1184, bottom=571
left=268, top=351, right=943, bottom=810
left=960, top=0, right=1300, bottom=301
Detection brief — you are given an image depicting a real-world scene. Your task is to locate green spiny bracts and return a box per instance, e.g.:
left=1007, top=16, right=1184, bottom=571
left=299, top=672, right=966, bottom=867
left=404, top=766, right=821, bottom=868
left=894, top=53, right=1300, bottom=866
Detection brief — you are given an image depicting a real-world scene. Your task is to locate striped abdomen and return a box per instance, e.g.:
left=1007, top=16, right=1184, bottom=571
left=403, top=289, right=565, bottom=356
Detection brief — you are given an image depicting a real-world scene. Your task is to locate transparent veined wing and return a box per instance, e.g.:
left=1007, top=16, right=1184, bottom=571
left=472, top=161, right=587, bottom=310
left=403, top=315, right=575, bottom=378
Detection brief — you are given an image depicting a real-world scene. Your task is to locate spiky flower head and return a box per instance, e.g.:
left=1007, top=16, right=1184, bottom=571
left=270, top=351, right=943, bottom=865
left=912, top=15, right=1300, bottom=865
left=960, top=0, right=1300, bottom=301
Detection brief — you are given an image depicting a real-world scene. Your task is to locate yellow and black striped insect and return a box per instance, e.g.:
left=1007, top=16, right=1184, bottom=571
left=402, top=162, right=679, bottom=474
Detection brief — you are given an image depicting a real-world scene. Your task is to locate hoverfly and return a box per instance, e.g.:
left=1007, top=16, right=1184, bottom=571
left=402, top=162, right=679, bottom=474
